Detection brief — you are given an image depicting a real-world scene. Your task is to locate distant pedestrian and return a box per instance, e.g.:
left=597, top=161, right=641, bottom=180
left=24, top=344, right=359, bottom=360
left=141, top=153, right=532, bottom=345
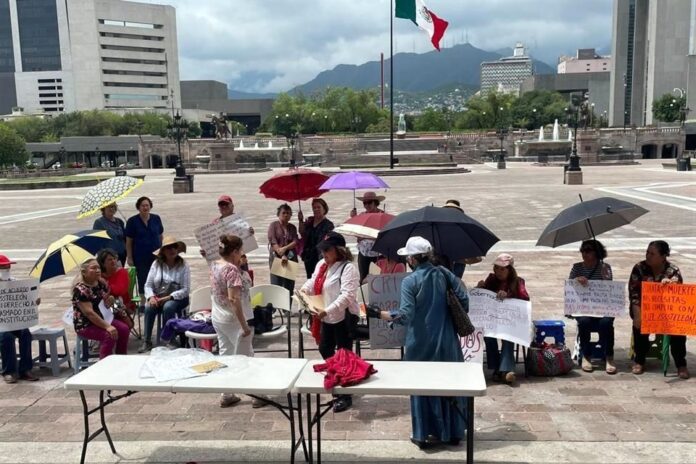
left=628, top=240, right=688, bottom=379
left=0, top=255, right=39, bottom=383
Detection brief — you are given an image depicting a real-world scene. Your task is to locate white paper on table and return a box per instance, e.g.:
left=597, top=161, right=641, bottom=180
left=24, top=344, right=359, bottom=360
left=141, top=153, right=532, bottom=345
left=140, top=348, right=215, bottom=382
left=270, top=257, right=298, bottom=281
left=98, top=301, right=114, bottom=324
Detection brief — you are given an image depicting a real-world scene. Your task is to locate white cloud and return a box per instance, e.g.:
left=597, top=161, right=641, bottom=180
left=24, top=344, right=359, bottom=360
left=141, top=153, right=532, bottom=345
left=138, top=0, right=612, bottom=92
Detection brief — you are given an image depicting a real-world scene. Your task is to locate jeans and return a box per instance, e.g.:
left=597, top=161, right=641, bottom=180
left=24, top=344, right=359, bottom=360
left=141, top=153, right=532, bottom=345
left=144, top=297, right=189, bottom=343
left=213, top=317, right=254, bottom=356
left=77, top=320, right=130, bottom=359
left=484, top=337, right=515, bottom=373
left=319, top=319, right=353, bottom=360
left=576, top=316, right=614, bottom=359
left=0, top=329, right=33, bottom=376
left=632, top=326, right=687, bottom=368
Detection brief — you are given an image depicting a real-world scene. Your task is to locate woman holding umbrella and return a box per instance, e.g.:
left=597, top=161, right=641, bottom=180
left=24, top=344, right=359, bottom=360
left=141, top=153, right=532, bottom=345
left=298, top=198, right=334, bottom=278
left=350, top=191, right=385, bottom=282
left=628, top=240, right=688, bottom=379
left=93, top=203, right=126, bottom=265
left=125, top=196, right=164, bottom=296
left=267, top=203, right=299, bottom=294
left=377, top=237, right=469, bottom=448
left=569, top=240, right=616, bottom=374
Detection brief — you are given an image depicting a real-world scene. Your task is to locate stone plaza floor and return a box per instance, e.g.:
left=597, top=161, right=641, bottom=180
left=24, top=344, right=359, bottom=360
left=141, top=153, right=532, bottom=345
left=0, top=159, right=695, bottom=463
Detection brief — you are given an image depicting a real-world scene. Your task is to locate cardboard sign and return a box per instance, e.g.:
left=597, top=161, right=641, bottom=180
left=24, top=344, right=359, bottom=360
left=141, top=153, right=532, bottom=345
left=270, top=257, right=298, bottom=281
left=564, top=279, right=627, bottom=317
left=467, top=288, right=532, bottom=347
left=0, top=278, right=40, bottom=331
left=460, top=328, right=484, bottom=364
left=366, top=273, right=409, bottom=348
left=641, top=282, right=696, bottom=336
left=194, top=214, right=258, bottom=261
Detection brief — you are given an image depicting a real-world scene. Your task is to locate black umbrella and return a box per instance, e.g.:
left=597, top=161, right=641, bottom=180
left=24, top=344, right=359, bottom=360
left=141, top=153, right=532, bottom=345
left=536, top=196, right=649, bottom=247
left=372, top=206, right=499, bottom=260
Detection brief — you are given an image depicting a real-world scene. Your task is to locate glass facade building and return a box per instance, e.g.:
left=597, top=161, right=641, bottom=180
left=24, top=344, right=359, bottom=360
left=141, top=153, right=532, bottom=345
left=0, top=0, right=14, bottom=72
left=17, top=0, right=62, bottom=71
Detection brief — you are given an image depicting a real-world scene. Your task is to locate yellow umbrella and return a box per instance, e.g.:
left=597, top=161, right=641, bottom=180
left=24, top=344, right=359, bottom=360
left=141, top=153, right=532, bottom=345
left=77, top=176, right=144, bottom=219
left=30, top=230, right=112, bottom=282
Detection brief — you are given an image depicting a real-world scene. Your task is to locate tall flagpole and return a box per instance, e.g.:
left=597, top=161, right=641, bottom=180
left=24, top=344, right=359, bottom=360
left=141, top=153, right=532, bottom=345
left=389, top=0, right=394, bottom=169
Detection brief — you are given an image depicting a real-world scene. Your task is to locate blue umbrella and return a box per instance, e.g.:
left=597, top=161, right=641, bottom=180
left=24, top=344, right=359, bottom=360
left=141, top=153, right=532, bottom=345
left=30, top=230, right=112, bottom=282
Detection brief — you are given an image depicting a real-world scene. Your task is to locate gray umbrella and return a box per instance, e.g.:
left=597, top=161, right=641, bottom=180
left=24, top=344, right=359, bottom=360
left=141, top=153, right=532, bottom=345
left=536, top=196, right=649, bottom=247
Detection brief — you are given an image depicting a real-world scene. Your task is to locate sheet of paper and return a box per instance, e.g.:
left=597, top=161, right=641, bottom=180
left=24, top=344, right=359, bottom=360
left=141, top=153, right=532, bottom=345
left=295, top=290, right=325, bottom=313
left=190, top=360, right=227, bottom=374
left=270, top=257, right=298, bottom=281
left=194, top=213, right=258, bottom=261
left=368, top=262, right=381, bottom=275
left=98, top=301, right=114, bottom=324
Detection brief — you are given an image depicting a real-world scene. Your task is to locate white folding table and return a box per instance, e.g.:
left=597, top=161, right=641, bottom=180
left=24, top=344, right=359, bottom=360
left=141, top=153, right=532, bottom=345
left=293, top=360, right=487, bottom=464
left=64, top=355, right=309, bottom=464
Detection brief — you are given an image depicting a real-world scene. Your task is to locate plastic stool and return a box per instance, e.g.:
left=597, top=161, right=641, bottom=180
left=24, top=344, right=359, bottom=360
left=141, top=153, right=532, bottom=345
left=534, top=320, right=566, bottom=345
left=73, top=335, right=99, bottom=374
left=629, top=333, right=664, bottom=361
left=31, top=327, right=72, bottom=376
left=572, top=333, right=604, bottom=361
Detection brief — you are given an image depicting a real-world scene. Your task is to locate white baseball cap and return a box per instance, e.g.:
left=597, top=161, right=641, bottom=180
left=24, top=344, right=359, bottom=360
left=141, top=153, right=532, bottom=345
left=397, top=236, right=433, bottom=256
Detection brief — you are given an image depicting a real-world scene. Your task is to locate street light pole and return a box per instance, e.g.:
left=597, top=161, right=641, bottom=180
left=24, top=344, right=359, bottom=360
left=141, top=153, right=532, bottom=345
left=496, top=106, right=506, bottom=169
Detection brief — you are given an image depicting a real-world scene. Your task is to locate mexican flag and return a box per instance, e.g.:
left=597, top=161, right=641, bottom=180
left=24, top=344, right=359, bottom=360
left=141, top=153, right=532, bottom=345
left=395, top=0, right=449, bottom=51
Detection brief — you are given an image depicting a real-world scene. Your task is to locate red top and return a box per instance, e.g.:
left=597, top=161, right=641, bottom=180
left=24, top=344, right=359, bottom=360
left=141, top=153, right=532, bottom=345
left=106, top=268, right=133, bottom=310
left=482, top=274, right=530, bottom=301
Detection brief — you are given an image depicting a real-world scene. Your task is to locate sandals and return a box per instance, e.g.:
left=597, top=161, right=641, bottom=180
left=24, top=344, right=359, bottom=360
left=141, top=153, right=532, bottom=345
left=605, top=358, right=617, bottom=375
left=631, top=363, right=644, bottom=375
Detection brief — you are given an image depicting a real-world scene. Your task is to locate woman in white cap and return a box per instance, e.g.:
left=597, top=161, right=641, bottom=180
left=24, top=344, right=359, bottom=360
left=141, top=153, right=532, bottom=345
left=139, top=235, right=191, bottom=352
left=350, top=191, right=385, bottom=282
left=476, top=253, right=529, bottom=384
left=376, top=236, right=469, bottom=449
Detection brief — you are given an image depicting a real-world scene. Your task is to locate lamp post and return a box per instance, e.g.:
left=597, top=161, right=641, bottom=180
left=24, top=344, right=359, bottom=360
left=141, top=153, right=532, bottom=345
left=168, top=111, right=188, bottom=178
left=496, top=107, right=507, bottom=169
left=95, top=146, right=101, bottom=169
left=288, top=132, right=298, bottom=168
left=58, top=146, right=65, bottom=169
left=444, top=107, right=453, bottom=162
left=566, top=100, right=583, bottom=172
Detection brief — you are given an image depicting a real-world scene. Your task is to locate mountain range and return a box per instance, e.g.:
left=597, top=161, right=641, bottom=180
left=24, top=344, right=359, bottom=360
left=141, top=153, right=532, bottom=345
left=227, top=43, right=554, bottom=99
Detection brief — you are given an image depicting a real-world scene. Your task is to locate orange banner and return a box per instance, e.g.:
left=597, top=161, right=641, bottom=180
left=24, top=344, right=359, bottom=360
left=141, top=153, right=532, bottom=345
left=641, top=282, right=696, bottom=336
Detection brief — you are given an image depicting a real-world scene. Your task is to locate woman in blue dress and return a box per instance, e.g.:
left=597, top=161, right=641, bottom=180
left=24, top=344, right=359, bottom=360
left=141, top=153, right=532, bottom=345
left=378, top=236, right=469, bottom=449
left=125, top=196, right=164, bottom=295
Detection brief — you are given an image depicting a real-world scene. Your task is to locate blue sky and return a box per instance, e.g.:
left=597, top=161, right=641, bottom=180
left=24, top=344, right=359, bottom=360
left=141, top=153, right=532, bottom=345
left=141, top=0, right=612, bottom=93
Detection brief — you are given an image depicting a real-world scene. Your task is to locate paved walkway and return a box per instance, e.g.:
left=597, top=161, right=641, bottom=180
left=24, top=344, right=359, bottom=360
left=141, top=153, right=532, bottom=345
left=0, top=160, right=695, bottom=463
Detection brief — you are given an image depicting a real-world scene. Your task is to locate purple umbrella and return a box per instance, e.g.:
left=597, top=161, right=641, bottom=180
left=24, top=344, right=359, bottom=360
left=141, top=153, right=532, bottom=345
left=319, top=171, right=390, bottom=208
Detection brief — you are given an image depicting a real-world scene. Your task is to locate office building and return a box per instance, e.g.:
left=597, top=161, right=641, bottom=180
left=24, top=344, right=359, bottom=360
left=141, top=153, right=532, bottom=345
left=0, top=0, right=180, bottom=115
left=609, top=0, right=696, bottom=126
left=558, top=49, right=611, bottom=74
left=480, top=43, right=533, bottom=96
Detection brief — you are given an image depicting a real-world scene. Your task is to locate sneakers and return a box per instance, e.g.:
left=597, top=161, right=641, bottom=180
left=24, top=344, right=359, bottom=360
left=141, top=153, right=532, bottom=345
left=631, top=363, right=644, bottom=375
left=605, top=357, right=617, bottom=375
left=581, top=357, right=593, bottom=373
left=504, top=372, right=516, bottom=384
left=19, top=372, right=39, bottom=382
left=219, top=394, right=241, bottom=408
left=678, top=366, right=690, bottom=380
left=138, top=340, right=153, bottom=353
left=251, top=395, right=270, bottom=408
left=3, top=374, right=16, bottom=384
left=333, top=395, right=352, bottom=413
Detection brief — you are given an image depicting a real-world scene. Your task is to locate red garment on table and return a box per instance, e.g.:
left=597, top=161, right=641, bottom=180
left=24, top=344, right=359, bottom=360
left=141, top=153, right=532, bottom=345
left=106, top=268, right=133, bottom=310
left=309, top=262, right=329, bottom=344
left=313, top=348, right=377, bottom=389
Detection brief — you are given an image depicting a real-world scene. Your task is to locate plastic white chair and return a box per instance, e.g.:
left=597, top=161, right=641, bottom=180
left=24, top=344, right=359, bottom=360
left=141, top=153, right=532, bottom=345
left=183, top=286, right=217, bottom=349
left=250, top=284, right=292, bottom=357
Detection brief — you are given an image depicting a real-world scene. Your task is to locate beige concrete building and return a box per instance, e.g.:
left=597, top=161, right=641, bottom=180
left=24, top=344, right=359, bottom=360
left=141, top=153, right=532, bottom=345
left=0, top=0, right=180, bottom=115
left=557, top=49, right=611, bottom=74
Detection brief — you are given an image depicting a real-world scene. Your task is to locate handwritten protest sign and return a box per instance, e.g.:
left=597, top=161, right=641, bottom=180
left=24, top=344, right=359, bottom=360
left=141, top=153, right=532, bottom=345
left=460, top=329, right=484, bottom=363
left=564, top=279, right=627, bottom=317
left=0, top=278, right=40, bottom=331
left=194, top=213, right=258, bottom=261
left=366, top=273, right=408, bottom=348
left=641, top=282, right=696, bottom=336
left=468, top=288, right=532, bottom=347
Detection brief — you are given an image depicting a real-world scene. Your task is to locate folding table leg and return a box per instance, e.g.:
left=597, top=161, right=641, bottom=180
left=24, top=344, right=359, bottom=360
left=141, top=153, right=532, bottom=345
left=99, top=391, right=117, bottom=454
left=316, top=393, right=322, bottom=464
left=306, top=393, right=313, bottom=464
left=78, top=391, right=90, bottom=464
left=466, top=397, right=475, bottom=464
left=294, top=394, right=309, bottom=462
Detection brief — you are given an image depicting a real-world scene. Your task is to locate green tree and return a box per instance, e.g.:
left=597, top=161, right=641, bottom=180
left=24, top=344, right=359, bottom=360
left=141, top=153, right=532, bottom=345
left=652, top=93, right=686, bottom=122
left=0, top=124, right=29, bottom=168
left=4, top=117, right=51, bottom=142
left=510, top=90, right=568, bottom=129
left=413, top=107, right=448, bottom=131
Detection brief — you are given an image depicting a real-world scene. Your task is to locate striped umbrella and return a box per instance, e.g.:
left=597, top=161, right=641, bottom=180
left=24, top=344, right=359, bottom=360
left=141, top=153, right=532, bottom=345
left=30, top=230, right=112, bottom=282
left=77, top=176, right=144, bottom=219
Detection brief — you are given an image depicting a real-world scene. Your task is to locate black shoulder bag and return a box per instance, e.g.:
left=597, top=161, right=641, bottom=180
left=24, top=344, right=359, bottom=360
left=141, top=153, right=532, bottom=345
left=437, top=266, right=475, bottom=337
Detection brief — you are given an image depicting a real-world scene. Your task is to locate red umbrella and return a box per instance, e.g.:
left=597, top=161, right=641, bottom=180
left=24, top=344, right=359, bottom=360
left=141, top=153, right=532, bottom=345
left=334, top=212, right=395, bottom=239
left=259, top=167, right=329, bottom=210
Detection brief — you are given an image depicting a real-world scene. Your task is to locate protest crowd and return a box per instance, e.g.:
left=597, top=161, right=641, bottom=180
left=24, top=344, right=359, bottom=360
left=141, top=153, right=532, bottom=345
left=0, top=181, right=692, bottom=452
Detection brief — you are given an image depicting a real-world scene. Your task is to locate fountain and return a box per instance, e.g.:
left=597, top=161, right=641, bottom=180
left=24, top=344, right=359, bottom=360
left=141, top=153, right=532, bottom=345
left=538, top=127, right=544, bottom=142
left=239, top=139, right=245, bottom=149
left=254, top=142, right=259, bottom=149
left=268, top=141, right=273, bottom=149
left=396, top=113, right=407, bottom=138
left=514, top=118, right=571, bottom=161
left=568, top=129, right=573, bottom=142
left=552, top=119, right=560, bottom=141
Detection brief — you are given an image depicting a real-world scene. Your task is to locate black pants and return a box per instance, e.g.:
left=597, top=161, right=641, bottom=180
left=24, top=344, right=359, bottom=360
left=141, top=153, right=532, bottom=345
left=357, top=253, right=377, bottom=283
left=632, top=326, right=687, bottom=367
left=319, top=318, right=353, bottom=360
left=576, top=316, right=614, bottom=359
left=303, top=257, right=319, bottom=279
